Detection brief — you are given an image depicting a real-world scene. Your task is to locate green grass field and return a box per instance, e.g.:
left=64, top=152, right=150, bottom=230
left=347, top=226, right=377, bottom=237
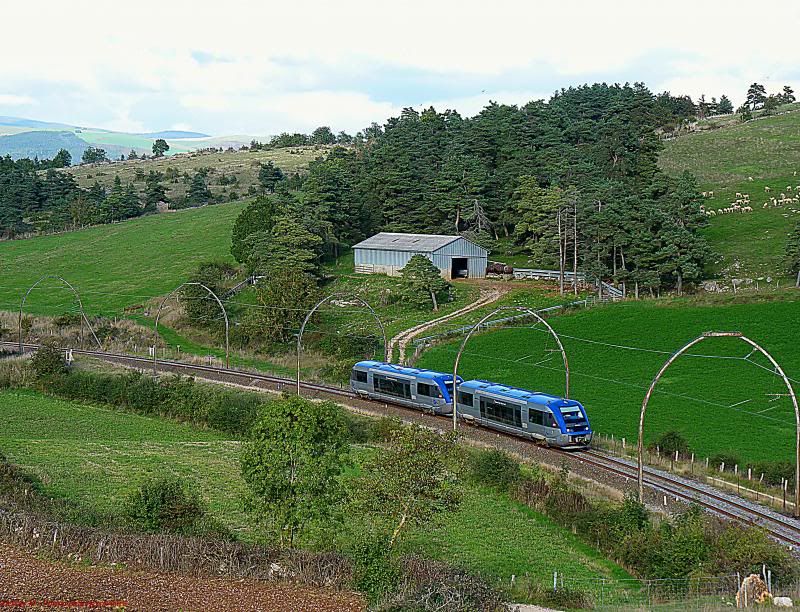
left=0, top=388, right=251, bottom=535
left=417, top=293, right=800, bottom=464
left=660, top=105, right=800, bottom=282
left=0, top=202, right=246, bottom=316
left=402, top=487, right=628, bottom=583
left=0, top=387, right=628, bottom=582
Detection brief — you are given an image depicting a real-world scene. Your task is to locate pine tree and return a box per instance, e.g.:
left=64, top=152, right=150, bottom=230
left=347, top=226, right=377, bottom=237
left=399, top=254, right=451, bottom=311
left=718, top=95, right=734, bottom=114
left=746, top=83, right=767, bottom=110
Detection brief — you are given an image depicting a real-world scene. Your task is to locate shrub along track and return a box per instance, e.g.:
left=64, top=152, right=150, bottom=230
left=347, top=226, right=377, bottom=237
left=4, top=341, right=800, bottom=550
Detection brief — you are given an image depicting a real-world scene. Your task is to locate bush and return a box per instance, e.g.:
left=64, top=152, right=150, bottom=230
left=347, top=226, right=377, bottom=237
left=124, top=475, right=204, bottom=533
left=710, top=452, right=740, bottom=470
left=349, top=531, right=400, bottom=605
left=649, top=430, right=689, bottom=456
left=468, top=449, right=521, bottom=491
left=747, top=460, right=794, bottom=487
left=30, top=339, right=66, bottom=378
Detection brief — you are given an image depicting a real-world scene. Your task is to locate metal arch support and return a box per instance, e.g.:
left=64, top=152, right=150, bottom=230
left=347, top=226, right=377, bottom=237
left=296, top=293, right=388, bottom=395
left=452, top=305, right=570, bottom=432
left=637, top=331, right=800, bottom=517
left=18, top=275, right=101, bottom=351
left=153, top=282, right=230, bottom=374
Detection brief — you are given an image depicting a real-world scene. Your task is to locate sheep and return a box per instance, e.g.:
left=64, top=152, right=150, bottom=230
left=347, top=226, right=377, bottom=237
left=765, top=186, right=772, bottom=192
left=742, top=206, right=753, bottom=212
left=701, top=191, right=707, bottom=197
left=764, top=202, right=769, bottom=208
left=781, top=193, right=786, bottom=199
left=743, top=193, right=750, bottom=200
left=718, top=209, right=724, bottom=215
left=789, top=186, right=794, bottom=191
left=707, top=209, right=716, bottom=216
left=708, top=190, right=714, bottom=197
left=736, top=192, right=742, bottom=198
left=748, top=176, right=754, bottom=181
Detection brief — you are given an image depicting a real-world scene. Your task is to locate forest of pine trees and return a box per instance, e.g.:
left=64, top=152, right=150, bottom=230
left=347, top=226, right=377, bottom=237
left=287, top=83, right=712, bottom=294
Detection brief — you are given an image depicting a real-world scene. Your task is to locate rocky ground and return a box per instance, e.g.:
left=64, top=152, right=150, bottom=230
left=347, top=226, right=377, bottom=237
left=0, top=543, right=364, bottom=611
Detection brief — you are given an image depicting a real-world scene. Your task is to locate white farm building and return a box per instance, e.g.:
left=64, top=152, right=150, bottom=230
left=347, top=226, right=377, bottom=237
left=353, top=232, right=488, bottom=279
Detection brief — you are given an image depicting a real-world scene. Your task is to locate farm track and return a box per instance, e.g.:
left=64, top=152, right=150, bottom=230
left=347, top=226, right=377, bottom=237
left=389, top=286, right=506, bottom=364
left=4, top=341, right=800, bottom=549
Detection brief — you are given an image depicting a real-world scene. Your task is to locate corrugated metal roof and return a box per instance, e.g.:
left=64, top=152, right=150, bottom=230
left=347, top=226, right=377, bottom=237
left=353, top=232, right=461, bottom=252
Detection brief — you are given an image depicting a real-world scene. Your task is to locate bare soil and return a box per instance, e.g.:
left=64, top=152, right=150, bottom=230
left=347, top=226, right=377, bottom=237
left=0, top=543, right=364, bottom=611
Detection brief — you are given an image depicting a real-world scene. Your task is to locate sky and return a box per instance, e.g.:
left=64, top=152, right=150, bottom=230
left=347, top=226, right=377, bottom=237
left=2, top=0, right=800, bottom=136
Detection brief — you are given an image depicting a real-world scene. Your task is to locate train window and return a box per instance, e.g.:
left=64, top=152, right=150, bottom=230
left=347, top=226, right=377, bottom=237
left=417, top=382, right=439, bottom=397
left=480, top=397, right=522, bottom=427
left=457, top=390, right=474, bottom=406
left=373, top=375, right=411, bottom=399
left=529, top=410, right=545, bottom=426
left=352, top=370, right=368, bottom=383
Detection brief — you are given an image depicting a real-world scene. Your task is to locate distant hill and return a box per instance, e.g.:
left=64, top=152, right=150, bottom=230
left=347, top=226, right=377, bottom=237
left=140, top=130, right=210, bottom=139
left=0, top=115, right=256, bottom=160
left=0, top=115, right=74, bottom=130
left=0, top=130, right=130, bottom=162
left=660, top=103, right=800, bottom=284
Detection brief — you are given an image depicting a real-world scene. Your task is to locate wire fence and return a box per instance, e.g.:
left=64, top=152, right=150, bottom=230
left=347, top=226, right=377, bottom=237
left=593, top=433, right=796, bottom=515
left=516, top=572, right=799, bottom=609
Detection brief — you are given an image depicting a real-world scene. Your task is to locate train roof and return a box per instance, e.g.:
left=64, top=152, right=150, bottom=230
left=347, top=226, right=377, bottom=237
left=459, top=379, right=581, bottom=407
left=354, top=361, right=461, bottom=381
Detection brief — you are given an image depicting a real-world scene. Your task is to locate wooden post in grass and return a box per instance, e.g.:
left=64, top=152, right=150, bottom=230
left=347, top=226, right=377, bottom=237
left=638, top=331, right=800, bottom=517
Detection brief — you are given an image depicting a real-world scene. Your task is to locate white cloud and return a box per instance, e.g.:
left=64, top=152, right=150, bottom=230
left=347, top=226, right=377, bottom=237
left=1, top=0, right=800, bottom=133
left=0, top=94, right=36, bottom=106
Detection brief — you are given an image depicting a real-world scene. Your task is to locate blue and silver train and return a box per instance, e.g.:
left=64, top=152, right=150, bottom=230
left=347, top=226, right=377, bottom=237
left=456, top=380, right=592, bottom=448
left=350, top=361, right=592, bottom=449
left=350, top=361, right=462, bottom=415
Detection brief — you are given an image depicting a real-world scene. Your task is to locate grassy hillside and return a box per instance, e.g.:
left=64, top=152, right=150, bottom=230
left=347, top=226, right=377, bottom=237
left=64, top=145, right=328, bottom=203
left=0, top=202, right=245, bottom=316
left=0, top=387, right=628, bottom=582
left=0, top=388, right=250, bottom=534
left=417, top=292, right=800, bottom=465
left=660, top=105, right=800, bottom=283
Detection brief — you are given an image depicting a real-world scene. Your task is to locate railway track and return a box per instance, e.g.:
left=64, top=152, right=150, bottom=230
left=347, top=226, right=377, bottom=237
left=4, top=341, right=800, bottom=548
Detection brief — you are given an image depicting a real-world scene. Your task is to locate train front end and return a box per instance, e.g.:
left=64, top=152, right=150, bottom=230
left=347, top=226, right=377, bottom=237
left=552, top=400, right=593, bottom=449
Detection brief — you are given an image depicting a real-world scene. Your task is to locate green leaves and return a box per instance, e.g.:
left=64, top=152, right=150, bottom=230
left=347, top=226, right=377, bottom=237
left=399, top=254, right=451, bottom=311
left=349, top=424, right=463, bottom=550
left=240, top=396, right=350, bottom=548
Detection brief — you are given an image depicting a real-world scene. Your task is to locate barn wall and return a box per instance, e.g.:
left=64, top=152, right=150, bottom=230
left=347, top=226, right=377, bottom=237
left=354, top=237, right=488, bottom=279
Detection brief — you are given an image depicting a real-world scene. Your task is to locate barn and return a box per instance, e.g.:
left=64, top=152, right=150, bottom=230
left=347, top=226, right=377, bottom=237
left=353, top=232, right=488, bottom=279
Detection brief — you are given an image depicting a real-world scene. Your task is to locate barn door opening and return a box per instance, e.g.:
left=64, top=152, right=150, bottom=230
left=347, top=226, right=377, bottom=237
left=451, top=257, right=469, bottom=279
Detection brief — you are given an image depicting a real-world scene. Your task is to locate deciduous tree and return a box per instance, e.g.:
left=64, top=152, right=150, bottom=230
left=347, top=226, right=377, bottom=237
left=240, top=396, right=350, bottom=547
left=152, top=139, right=170, bottom=158
left=349, top=424, right=462, bottom=550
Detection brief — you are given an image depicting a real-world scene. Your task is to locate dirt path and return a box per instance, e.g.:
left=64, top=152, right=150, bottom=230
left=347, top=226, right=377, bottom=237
left=390, top=285, right=506, bottom=364
left=0, top=543, right=364, bottom=611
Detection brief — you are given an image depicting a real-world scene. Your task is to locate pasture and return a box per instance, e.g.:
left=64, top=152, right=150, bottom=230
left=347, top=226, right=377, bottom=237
left=660, top=105, right=800, bottom=282
left=0, top=387, right=627, bottom=581
left=0, top=388, right=250, bottom=534
left=417, top=292, right=800, bottom=464
left=64, top=145, right=328, bottom=202
left=0, top=202, right=245, bottom=316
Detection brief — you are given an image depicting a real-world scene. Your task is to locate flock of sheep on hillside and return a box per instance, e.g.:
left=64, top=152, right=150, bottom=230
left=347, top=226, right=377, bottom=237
left=700, top=173, right=800, bottom=217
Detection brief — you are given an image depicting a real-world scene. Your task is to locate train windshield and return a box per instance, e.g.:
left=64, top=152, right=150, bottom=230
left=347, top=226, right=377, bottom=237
left=560, top=406, right=589, bottom=432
